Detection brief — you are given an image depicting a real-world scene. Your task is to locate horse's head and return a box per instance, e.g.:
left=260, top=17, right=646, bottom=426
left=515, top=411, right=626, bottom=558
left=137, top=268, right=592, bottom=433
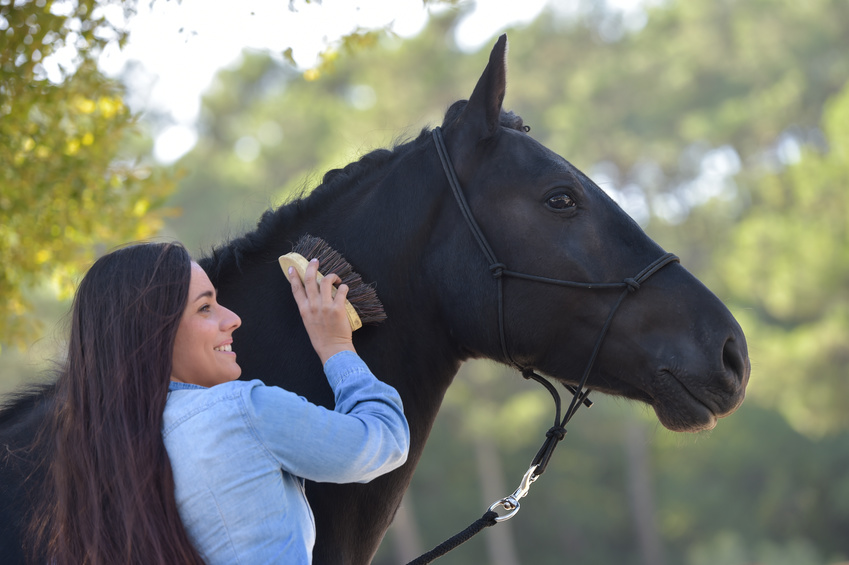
left=432, top=35, right=749, bottom=433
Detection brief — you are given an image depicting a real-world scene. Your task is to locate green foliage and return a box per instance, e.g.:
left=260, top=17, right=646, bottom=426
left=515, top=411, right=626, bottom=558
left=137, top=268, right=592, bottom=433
left=304, top=27, right=388, bottom=82
left=0, top=0, right=176, bottom=351
left=686, top=533, right=825, bottom=565
left=718, top=82, right=849, bottom=436
left=653, top=399, right=849, bottom=563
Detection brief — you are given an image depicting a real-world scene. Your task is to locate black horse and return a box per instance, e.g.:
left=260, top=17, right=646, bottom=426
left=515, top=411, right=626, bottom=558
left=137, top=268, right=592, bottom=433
left=0, top=35, right=749, bottom=564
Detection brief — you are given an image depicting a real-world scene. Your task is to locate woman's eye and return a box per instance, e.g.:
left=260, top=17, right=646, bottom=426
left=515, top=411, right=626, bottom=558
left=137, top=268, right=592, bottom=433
left=546, top=193, right=576, bottom=210
left=199, top=304, right=211, bottom=313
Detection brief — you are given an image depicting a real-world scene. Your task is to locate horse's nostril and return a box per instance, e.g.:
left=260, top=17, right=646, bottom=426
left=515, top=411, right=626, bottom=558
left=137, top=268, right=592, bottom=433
left=722, top=336, right=749, bottom=385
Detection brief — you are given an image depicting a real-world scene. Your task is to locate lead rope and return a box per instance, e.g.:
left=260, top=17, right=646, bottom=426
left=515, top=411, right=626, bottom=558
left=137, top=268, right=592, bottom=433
left=406, top=129, right=679, bottom=565
left=404, top=371, right=576, bottom=565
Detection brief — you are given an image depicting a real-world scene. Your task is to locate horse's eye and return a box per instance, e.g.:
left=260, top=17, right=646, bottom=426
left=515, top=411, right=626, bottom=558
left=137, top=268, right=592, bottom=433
left=546, top=194, right=576, bottom=210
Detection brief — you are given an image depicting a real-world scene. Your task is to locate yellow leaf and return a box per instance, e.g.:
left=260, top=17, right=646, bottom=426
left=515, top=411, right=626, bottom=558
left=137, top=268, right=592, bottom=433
left=75, top=97, right=96, bottom=114
left=65, top=139, right=80, bottom=155
left=303, top=68, right=320, bottom=82
left=35, top=249, right=52, bottom=264
left=9, top=298, right=26, bottom=315
left=132, top=198, right=150, bottom=216
left=98, top=97, right=122, bottom=119
left=81, top=132, right=94, bottom=146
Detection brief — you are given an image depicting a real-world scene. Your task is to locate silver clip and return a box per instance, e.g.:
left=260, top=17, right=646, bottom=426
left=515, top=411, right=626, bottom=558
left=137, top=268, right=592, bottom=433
left=487, top=464, right=539, bottom=522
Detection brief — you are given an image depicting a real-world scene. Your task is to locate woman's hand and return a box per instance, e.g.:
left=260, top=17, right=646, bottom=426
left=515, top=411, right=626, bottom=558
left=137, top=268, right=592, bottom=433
left=288, top=258, right=356, bottom=364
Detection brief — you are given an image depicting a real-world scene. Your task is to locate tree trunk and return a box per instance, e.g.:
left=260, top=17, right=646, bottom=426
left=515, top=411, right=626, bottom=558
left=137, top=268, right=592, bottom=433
left=474, top=434, right=520, bottom=565
left=624, top=417, right=665, bottom=565
left=388, top=492, right=424, bottom=563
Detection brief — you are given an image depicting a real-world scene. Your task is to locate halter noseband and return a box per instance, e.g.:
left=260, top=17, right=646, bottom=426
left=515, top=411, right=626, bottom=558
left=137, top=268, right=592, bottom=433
left=432, top=126, right=679, bottom=484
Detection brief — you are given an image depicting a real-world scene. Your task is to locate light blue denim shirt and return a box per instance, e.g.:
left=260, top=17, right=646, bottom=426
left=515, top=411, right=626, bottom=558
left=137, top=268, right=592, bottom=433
left=162, top=351, right=409, bottom=565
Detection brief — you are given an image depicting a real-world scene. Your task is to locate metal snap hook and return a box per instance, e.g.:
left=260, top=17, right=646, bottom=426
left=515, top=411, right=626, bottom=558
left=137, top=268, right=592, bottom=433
left=487, top=464, right=539, bottom=522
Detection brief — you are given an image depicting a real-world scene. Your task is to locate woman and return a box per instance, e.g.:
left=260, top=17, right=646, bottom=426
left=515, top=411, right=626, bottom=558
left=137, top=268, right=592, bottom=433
left=30, top=242, right=409, bottom=564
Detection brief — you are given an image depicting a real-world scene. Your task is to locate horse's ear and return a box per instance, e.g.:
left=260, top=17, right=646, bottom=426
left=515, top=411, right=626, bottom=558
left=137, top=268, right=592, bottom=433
left=447, top=34, right=507, bottom=144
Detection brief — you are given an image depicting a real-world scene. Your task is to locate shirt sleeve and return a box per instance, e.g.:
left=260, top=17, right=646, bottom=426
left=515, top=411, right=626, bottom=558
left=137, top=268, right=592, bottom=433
left=244, top=351, right=410, bottom=484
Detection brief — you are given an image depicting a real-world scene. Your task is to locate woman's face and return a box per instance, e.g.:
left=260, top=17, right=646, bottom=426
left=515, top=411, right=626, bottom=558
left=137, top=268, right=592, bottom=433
left=171, top=262, right=242, bottom=387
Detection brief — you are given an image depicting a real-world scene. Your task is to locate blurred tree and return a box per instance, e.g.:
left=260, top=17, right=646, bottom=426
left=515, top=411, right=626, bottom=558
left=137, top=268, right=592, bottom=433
left=717, top=81, right=849, bottom=436
left=0, top=0, right=175, bottom=352
left=653, top=400, right=849, bottom=563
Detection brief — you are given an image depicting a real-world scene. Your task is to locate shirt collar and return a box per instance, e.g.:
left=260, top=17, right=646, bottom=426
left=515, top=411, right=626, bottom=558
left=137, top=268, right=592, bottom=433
left=168, top=380, right=209, bottom=391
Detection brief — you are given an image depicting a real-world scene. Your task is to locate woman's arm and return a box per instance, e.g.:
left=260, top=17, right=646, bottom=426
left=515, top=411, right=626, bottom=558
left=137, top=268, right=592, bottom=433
left=243, top=258, right=409, bottom=483
left=246, top=353, right=409, bottom=483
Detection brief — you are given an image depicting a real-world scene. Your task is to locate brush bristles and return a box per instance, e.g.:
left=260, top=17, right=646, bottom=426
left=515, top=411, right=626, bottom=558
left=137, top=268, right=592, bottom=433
left=291, top=235, right=387, bottom=325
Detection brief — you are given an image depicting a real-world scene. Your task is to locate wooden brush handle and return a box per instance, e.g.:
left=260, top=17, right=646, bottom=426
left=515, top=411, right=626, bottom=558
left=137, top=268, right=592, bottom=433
left=278, top=253, right=363, bottom=331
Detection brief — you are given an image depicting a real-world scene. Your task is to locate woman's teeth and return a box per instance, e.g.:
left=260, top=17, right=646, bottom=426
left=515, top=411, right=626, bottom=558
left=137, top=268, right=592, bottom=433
left=214, top=344, right=232, bottom=352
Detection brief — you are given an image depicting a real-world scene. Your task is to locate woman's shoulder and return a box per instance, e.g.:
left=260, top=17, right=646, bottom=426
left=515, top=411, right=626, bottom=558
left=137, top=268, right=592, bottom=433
left=163, top=380, right=268, bottom=432
left=167, top=378, right=302, bottom=412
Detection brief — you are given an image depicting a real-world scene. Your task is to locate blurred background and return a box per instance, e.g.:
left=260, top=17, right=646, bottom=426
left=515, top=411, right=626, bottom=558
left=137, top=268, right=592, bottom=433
left=2, top=0, right=848, bottom=563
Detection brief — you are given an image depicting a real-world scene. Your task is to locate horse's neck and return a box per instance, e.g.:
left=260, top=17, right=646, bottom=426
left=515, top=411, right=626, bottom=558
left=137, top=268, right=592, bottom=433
left=289, top=145, right=472, bottom=563
left=307, top=329, right=463, bottom=565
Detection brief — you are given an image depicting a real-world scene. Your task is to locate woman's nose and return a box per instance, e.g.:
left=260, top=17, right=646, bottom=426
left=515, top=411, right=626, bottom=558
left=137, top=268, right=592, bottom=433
left=222, top=307, right=241, bottom=331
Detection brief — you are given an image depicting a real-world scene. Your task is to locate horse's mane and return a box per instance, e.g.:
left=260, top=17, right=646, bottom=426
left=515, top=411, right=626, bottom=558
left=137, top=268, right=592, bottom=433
left=199, top=101, right=526, bottom=279
left=199, top=131, right=427, bottom=280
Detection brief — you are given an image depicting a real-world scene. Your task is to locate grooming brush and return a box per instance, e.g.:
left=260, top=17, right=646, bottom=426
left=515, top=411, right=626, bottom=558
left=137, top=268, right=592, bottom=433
left=279, top=235, right=386, bottom=331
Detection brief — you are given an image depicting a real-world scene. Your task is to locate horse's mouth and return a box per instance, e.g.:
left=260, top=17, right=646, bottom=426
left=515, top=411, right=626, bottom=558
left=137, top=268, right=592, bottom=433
left=649, top=370, right=721, bottom=433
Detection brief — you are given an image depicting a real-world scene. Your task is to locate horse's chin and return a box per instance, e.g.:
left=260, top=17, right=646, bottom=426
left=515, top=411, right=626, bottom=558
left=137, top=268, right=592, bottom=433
left=653, top=401, right=718, bottom=433
left=650, top=371, right=720, bottom=433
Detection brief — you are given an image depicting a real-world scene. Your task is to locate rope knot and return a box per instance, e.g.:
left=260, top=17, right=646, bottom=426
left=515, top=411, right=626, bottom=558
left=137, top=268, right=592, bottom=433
left=624, top=277, right=641, bottom=292
left=546, top=426, right=567, bottom=441
left=489, top=263, right=506, bottom=279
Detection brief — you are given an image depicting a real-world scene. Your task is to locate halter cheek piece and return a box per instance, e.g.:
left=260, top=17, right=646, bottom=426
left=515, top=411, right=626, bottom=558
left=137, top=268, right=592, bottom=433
left=410, top=129, right=678, bottom=564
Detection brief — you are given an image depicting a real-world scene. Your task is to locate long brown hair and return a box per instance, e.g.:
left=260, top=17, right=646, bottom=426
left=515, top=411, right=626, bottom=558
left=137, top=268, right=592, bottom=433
left=30, top=242, right=205, bottom=564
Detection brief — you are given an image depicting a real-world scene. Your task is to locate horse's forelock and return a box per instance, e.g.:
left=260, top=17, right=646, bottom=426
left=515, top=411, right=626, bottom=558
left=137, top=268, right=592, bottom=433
left=441, top=100, right=526, bottom=132
left=502, top=111, right=526, bottom=131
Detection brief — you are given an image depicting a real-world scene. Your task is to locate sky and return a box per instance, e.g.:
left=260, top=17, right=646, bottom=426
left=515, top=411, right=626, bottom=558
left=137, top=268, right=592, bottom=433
left=93, top=0, right=557, bottom=163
